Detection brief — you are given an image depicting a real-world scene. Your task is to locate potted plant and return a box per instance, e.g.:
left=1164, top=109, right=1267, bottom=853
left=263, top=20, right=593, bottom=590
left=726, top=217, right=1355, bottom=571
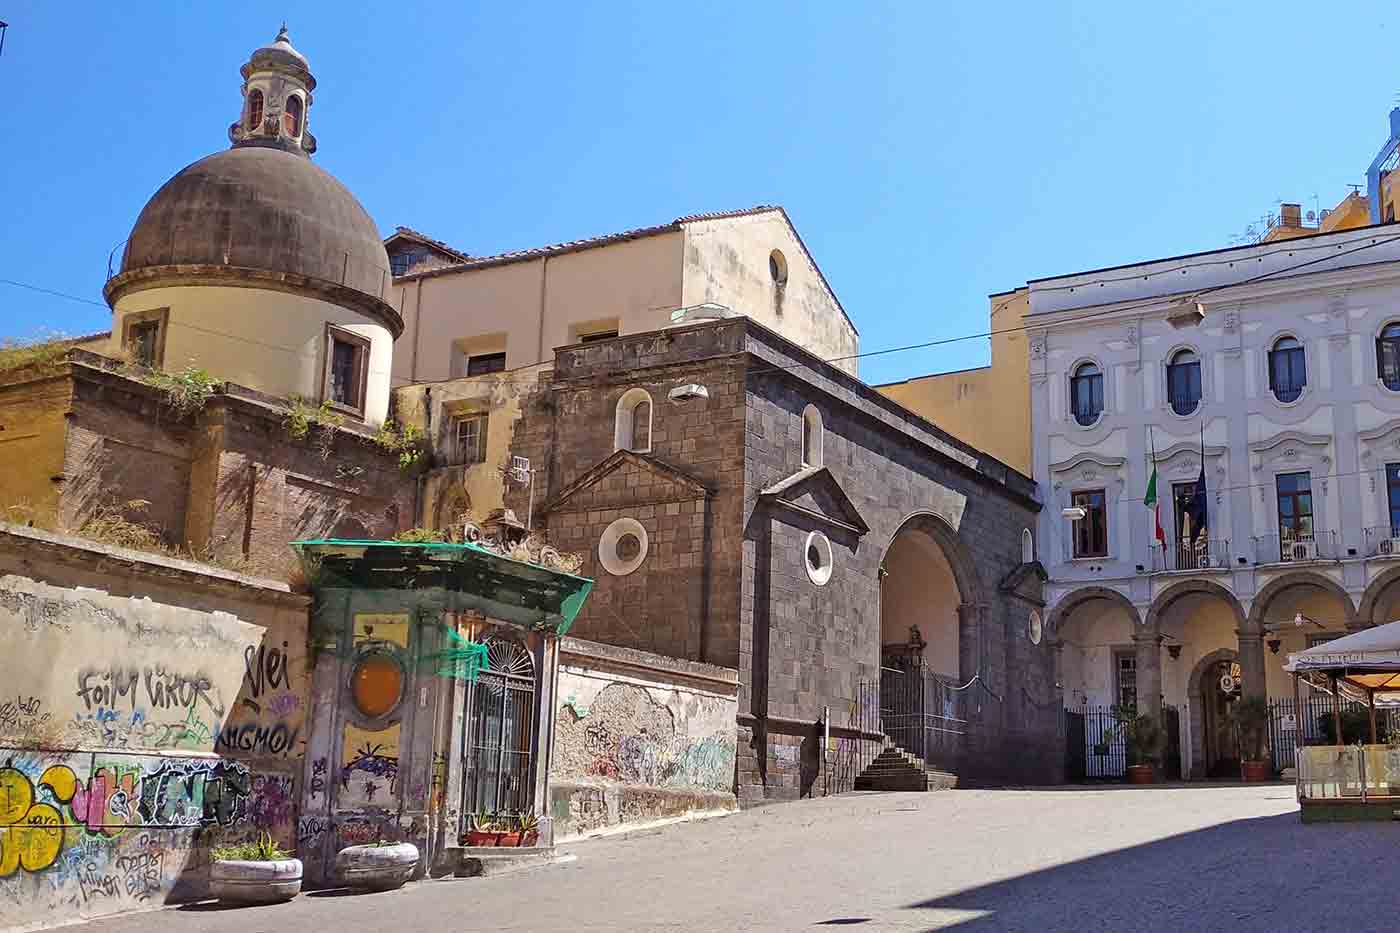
left=1106, top=706, right=1164, bottom=784
left=465, top=810, right=516, bottom=847
left=209, top=832, right=302, bottom=904
left=336, top=837, right=420, bottom=891
left=1230, top=696, right=1272, bottom=781
left=516, top=812, right=540, bottom=847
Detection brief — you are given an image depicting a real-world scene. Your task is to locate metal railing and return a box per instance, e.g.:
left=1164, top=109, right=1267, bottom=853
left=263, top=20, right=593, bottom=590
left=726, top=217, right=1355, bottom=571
left=1270, top=379, right=1307, bottom=403
left=1072, top=401, right=1102, bottom=426
left=1064, top=705, right=1181, bottom=781
left=1166, top=389, right=1201, bottom=417
left=826, top=679, right=883, bottom=796
left=1253, top=530, right=1336, bottom=564
left=1364, top=525, right=1400, bottom=558
left=879, top=663, right=968, bottom=774
left=1150, top=538, right=1231, bottom=572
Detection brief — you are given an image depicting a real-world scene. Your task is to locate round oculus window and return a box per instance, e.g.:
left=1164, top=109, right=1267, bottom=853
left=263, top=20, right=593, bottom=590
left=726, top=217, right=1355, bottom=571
left=599, top=517, right=649, bottom=576
left=351, top=653, right=403, bottom=719
left=804, top=531, right=833, bottom=586
left=1028, top=609, right=1043, bottom=645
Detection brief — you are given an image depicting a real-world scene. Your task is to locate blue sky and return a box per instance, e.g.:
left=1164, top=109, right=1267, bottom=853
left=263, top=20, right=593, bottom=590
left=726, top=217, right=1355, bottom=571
left=1, top=2, right=1396, bottom=384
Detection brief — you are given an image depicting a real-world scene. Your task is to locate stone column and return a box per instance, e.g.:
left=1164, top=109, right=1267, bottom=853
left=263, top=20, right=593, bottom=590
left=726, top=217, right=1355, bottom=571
left=1237, top=630, right=1267, bottom=700
left=1132, top=631, right=1163, bottom=717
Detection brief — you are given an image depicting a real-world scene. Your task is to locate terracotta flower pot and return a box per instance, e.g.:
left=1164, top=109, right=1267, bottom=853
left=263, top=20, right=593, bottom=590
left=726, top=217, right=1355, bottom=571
left=1241, top=759, right=1272, bottom=782
left=518, top=830, right=539, bottom=847
left=496, top=831, right=521, bottom=847
left=465, top=829, right=498, bottom=847
left=1126, top=764, right=1155, bottom=784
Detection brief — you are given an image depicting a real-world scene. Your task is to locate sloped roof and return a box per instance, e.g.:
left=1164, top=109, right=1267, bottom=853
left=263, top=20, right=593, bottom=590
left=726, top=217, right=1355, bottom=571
left=385, top=225, right=472, bottom=263
left=543, top=449, right=712, bottom=514
left=390, top=205, right=856, bottom=335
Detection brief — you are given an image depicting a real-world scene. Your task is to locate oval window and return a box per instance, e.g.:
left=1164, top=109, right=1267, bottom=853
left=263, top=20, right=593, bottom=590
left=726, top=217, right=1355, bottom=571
left=351, top=653, right=403, bottom=718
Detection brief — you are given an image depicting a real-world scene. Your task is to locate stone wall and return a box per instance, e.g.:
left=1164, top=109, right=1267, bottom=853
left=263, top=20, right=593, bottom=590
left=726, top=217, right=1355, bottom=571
left=549, top=637, right=738, bottom=840
left=0, top=525, right=310, bottom=932
left=737, top=324, right=1054, bottom=803
left=0, top=353, right=411, bottom=579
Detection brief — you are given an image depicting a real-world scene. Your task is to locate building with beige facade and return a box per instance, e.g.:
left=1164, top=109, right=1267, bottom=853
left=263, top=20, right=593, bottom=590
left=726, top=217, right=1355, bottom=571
left=383, top=206, right=859, bottom=385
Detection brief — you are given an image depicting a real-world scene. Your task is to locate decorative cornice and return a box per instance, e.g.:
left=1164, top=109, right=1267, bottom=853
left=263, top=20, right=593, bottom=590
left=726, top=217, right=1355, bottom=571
left=1247, top=430, right=1332, bottom=455
left=103, top=264, right=404, bottom=339
left=1047, top=452, right=1128, bottom=476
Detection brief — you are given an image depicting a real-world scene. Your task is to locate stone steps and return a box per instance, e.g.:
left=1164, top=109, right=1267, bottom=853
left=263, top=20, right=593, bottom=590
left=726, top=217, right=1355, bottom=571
left=853, top=745, right=958, bottom=792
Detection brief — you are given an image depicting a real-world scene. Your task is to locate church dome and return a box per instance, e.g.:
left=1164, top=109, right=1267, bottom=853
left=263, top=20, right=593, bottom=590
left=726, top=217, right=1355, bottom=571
left=105, top=146, right=399, bottom=335
left=103, top=25, right=400, bottom=337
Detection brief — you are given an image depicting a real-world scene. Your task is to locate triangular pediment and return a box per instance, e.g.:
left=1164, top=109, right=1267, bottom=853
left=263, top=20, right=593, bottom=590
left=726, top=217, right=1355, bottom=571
left=543, top=450, right=711, bottom=514
left=759, top=466, right=869, bottom=535
left=999, top=561, right=1048, bottom=607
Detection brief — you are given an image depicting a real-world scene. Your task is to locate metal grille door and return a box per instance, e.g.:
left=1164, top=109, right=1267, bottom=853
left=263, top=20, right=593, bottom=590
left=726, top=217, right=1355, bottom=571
left=463, top=636, right=536, bottom=816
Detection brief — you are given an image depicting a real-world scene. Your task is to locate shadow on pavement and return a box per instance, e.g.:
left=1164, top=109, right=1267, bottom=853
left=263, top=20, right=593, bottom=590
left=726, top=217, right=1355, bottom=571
left=904, top=810, right=1396, bottom=933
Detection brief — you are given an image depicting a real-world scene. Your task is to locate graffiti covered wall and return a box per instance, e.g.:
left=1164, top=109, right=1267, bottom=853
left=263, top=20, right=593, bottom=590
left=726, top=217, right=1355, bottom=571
left=0, top=532, right=310, bottom=932
left=550, top=637, right=738, bottom=840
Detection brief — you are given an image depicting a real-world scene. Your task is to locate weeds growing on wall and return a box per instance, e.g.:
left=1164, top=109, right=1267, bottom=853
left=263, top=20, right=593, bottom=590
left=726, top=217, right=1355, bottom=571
left=143, top=366, right=221, bottom=417
left=373, top=419, right=426, bottom=470
left=284, top=396, right=345, bottom=460
left=0, top=334, right=77, bottom=376
left=78, top=499, right=162, bottom=551
left=391, top=527, right=447, bottom=544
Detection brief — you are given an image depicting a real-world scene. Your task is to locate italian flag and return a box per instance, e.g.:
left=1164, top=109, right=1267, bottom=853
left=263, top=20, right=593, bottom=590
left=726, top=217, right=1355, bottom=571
left=1145, top=459, right=1166, bottom=546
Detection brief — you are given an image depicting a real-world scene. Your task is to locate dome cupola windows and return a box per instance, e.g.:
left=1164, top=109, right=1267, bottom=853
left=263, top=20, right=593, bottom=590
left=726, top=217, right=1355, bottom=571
left=228, top=25, right=318, bottom=155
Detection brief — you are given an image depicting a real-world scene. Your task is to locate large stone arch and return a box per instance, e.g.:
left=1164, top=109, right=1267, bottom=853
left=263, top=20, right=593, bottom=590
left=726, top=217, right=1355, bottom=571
left=1246, top=571, right=1357, bottom=634
left=1358, top=566, right=1400, bottom=628
left=879, top=511, right=986, bottom=683
left=1046, top=585, right=1141, bottom=638
left=1145, top=579, right=1246, bottom=634
left=1186, top=646, right=1239, bottom=779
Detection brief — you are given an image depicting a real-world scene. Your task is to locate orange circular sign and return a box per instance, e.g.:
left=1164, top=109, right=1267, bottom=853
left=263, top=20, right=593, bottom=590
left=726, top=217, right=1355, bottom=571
left=352, top=654, right=403, bottom=718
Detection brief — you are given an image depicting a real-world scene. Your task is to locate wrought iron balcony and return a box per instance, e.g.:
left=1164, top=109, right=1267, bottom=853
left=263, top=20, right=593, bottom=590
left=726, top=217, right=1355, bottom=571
left=1150, top=538, right=1231, bottom=572
left=1364, top=526, right=1400, bottom=558
left=1253, top=530, right=1336, bottom=565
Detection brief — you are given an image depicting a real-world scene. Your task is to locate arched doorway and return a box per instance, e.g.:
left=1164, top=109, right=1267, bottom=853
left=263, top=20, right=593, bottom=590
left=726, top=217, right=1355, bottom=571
left=878, top=513, right=980, bottom=773
left=1188, top=649, right=1240, bottom=779
left=1248, top=572, right=1356, bottom=699
left=1359, top=567, right=1400, bottom=629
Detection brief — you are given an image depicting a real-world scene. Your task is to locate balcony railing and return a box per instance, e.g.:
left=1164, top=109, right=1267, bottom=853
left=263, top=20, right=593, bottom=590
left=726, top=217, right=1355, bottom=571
left=1270, top=379, right=1306, bottom=404
left=1166, top=390, right=1201, bottom=417
left=1071, top=402, right=1102, bottom=426
left=1150, top=538, right=1231, bottom=572
left=1253, top=530, right=1336, bottom=564
left=1365, top=526, right=1400, bottom=558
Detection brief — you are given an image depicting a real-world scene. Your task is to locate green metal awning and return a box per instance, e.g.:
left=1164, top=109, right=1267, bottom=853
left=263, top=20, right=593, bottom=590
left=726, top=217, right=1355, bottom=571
left=292, top=538, right=594, bottom=635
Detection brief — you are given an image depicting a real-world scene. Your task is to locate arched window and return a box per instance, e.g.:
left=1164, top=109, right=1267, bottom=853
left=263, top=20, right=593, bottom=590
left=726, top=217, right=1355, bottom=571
left=614, top=388, right=653, bottom=452
left=283, top=94, right=303, bottom=137
left=1069, top=362, right=1104, bottom=426
left=1378, top=323, right=1400, bottom=391
left=246, top=89, right=264, bottom=131
left=1021, top=528, right=1034, bottom=563
left=769, top=249, right=788, bottom=286
left=801, top=404, right=823, bottom=468
left=464, top=634, right=537, bottom=815
left=1166, top=348, right=1202, bottom=415
left=1268, top=336, right=1307, bottom=402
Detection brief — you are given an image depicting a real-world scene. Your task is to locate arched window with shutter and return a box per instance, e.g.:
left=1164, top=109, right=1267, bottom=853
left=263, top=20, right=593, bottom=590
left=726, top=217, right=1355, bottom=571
left=283, top=94, right=303, bottom=137
left=246, top=89, right=264, bottom=131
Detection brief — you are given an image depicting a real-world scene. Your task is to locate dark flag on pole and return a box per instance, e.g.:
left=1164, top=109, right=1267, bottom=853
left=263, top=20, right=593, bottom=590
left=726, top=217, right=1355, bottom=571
left=1187, top=423, right=1208, bottom=545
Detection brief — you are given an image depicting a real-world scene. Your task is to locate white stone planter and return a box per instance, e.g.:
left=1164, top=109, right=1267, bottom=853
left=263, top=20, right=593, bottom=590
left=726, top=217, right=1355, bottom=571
left=336, top=842, right=419, bottom=891
left=210, top=858, right=303, bottom=904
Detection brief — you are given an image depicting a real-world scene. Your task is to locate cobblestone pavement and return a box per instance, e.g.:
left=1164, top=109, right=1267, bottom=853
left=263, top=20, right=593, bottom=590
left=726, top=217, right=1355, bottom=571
left=82, top=785, right=1394, bottom=932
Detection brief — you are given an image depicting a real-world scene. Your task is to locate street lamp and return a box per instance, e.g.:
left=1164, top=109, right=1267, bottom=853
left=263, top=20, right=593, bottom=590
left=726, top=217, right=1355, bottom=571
left=1061, top=506, right=1087, bottom=521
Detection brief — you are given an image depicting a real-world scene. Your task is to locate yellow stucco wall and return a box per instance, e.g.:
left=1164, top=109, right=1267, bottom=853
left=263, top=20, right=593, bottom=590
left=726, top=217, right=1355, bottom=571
left=110, top=286, right=394, bottom=425
left=879, top=530, right=960, bottom=677
left=389, top=232, right=686, bottom=384
left=0, top=374, right=71, bottom=526
left=679, top=212, right=858, bottom=375
left=876, top=289, right=1030, bottom=474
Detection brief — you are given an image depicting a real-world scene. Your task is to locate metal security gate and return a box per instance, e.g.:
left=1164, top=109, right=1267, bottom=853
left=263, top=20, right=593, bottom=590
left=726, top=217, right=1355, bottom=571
left=463, top=636, right=536, bottom=817
left=879, top=664, right=966, bottom=772
left=1063, top=705, right=1180, bottom=780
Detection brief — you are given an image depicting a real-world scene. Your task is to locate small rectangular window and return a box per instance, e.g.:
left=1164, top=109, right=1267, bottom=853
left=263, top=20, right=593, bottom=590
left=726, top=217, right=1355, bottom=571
left=466, top=352, right=506, bottom=376
left=1113, top=650, right=1138, bottom=711
left=453, top=414, right=487, bottom=466
left=121, top=308, right=168, bottom=369
left=1072, top=489, right=1108, bottom=558
left=323, top=325, right=370, bottom=416
left=579, top=330, right=619, bottom=344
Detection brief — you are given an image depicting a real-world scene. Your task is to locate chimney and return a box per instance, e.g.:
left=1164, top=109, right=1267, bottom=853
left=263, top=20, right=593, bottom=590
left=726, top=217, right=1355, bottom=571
left=1280, top=203, right=1302, bottom=228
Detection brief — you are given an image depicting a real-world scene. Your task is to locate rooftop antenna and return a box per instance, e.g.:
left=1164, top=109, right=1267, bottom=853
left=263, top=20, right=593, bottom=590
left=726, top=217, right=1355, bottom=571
left=0, top=22, right=8, bottom=58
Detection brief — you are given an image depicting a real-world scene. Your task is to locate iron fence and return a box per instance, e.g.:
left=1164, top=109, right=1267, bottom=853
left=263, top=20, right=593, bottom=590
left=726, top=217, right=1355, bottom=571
left=825, top=679, right=882, bottom=795
left=1267, top=695, right=1397, bottom=772
left=880, top=664, right=967, bottom=773
left=1064, top=704, right=1181, bottom=781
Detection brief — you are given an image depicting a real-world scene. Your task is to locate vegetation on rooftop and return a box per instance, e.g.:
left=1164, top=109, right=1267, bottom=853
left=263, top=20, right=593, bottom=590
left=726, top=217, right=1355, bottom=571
left=142, top=365, right=222, bottom=417
left=0, top=334, right=78, bottom=376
